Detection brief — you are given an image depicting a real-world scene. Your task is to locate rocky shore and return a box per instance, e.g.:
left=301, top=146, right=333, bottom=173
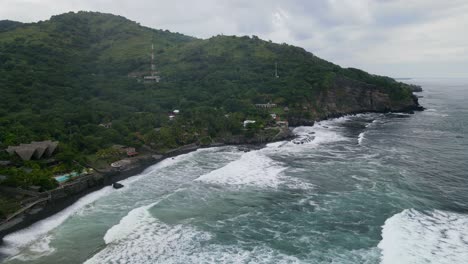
left=0, top=92, right=424, bottom=245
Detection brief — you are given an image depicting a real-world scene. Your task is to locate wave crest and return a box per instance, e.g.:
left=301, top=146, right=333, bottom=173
left=378, top=209, right=468, bottom=264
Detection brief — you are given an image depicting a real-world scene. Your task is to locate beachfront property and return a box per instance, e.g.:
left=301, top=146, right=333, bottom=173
left=111, top=145, right=139, bottom=157
left=53, top=168, right=94, bottom=184
left=125, top=147, right=138, bottom=157
left=6, top=140, right=59, bottom=161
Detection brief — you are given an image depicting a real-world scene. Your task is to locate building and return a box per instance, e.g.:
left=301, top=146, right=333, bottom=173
left=270, top=113, right=277, bottom=120
left=243, top=120, right=256, bottom=128
left=6, top=140, right=59, bottom=161
left=276, top=121, right=289, bottom=128
left=99, top=122, right=112, bottom=129
left=143, top=75, right=161, bottom=82
left=173, top=109, right=180, bottom=114
left=255, top=103, right=277, bottom=108
left=125, top=147, right=138, bottom=157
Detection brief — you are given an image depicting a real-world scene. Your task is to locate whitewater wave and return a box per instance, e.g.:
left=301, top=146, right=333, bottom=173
left=378, top=209, right=468, bottom=264
left=0, top=186, right=114, bottom=257
left=85, top=204, right=302, bottom=264
left=0, top=149, right=210, bottom=260
left=358, top=132, right=366, bottom=145
left=291, top=123, right=348, bottom=148
left=194, top=147, right=315, bottom=190
left=423, top=108, right=449, bottom=117
left=5, top=235, right=56, bottom=262
left=120, top=148, right=213, bottom=186
left=195, top=150, right=287, bottom=188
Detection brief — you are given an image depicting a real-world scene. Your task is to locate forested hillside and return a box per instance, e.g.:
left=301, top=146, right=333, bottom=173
left=0, top=11, right=420, bottom=190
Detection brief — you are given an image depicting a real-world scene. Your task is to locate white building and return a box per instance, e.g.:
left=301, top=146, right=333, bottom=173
left=243, top=120, right=256, bottom=128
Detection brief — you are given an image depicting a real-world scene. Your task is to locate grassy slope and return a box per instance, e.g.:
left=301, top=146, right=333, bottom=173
left=0, top=11, right=414, bottom=152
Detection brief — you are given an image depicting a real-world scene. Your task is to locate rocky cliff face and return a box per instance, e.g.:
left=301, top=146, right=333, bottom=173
left=315, top=76, right=423, bottom=119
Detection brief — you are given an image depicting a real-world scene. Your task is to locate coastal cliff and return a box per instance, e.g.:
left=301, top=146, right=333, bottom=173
left=317, top=76, right=422, bottom=116
left=287, top=76, right=423, bottom=126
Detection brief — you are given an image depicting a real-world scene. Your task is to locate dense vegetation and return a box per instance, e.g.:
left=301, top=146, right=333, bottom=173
left=0, top=11, right=415, bottom=195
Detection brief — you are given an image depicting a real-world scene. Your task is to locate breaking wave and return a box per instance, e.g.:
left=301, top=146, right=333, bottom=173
left=0, top=186, right=114, bottom=257
left=0, top=149, right=210, bottom=260
left=378, top=209, right=468, bottom=264
left=195, top=150, right=287, bottom=188
left=85, top=204, right=302, bottom=264
left=358, top=132, right=366, bottom=145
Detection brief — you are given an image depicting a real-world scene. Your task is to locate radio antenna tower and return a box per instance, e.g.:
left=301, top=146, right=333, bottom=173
left=151, top=44, right=155, bottom=77
left=275, top=62, right=279, bottom=78
left=144, top=40, right=161, bottom=82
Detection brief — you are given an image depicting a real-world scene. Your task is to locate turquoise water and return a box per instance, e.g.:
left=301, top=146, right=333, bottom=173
left=54, top=175, right=69, bottom=183
left=1, top=78, right=467, bottom=263
left=54, top=172, right=80, bottom=183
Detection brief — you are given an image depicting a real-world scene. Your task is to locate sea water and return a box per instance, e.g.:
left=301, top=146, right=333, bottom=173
left=1, top=78, right=467, bottom=264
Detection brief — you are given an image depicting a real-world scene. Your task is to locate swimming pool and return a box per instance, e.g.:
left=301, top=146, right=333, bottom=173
left=54, top=172, right=80, bottom=183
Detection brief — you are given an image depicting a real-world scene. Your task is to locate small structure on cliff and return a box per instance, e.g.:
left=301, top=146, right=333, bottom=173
left=99, top=122, right=112, bottom=129
left=243, top=120, right=256, bottom=128
left=125, top=147, right=138, bottom=157
left=255, top=103, right=277, bottom=108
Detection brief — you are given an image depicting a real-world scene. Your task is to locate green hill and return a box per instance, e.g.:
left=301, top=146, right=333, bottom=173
left=0, top=11, right=421, bottom=179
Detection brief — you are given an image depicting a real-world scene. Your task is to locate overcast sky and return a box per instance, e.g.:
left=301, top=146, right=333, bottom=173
left=1, top=0, right=467, bottom=78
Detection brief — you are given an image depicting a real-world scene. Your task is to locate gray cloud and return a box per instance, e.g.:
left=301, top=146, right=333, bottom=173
left=1, top=0, right=467, bottom=77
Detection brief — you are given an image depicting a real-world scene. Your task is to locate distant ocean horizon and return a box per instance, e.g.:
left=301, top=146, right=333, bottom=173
left=1, top=77, right=467, bottom=264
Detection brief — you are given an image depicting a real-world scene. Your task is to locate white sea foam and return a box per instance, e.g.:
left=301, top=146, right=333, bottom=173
left=85, top=204, right=302, bottom=264
left=195, top=150, right=286, bottom=188
left=120, top=148, right=206, bottom=186
left=290, top=119, right=350, bottom=149
left=0, top=186, right=114, bottom=257
left=7, top=235, right=56, bottom=261
left=0, top=149, right=208, bottom=259
left=423, top=108, right=449, bottom=117
left=378, top=209, right=468, bottom=264
left=103, top=202, right=158, bottom=245
left=350, top=175, right=369, bottom=182
left=102, top=185, right=184, bottom=245
left=358, top=132, right=366, bottom=145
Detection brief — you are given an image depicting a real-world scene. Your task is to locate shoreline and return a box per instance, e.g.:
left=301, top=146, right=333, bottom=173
left=0, top=140, right=288, bottom=246
left=0, top=105, right=423, bottom=249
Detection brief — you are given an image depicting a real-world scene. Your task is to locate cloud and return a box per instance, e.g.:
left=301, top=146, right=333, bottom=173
left=0, top=0, right=467, bottom=77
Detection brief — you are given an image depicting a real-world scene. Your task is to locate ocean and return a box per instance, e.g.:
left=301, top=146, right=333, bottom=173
left=1, top=78, right=467, bottom=264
